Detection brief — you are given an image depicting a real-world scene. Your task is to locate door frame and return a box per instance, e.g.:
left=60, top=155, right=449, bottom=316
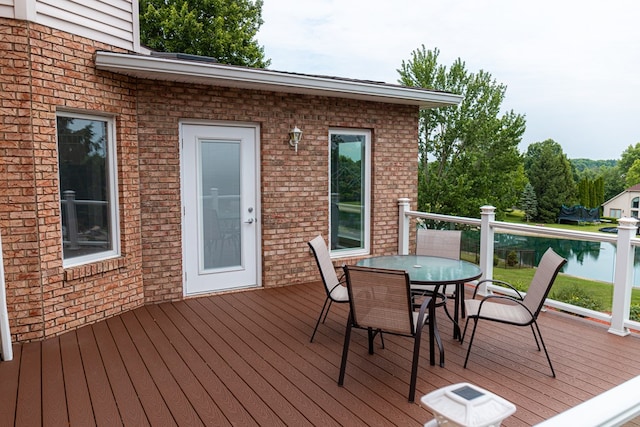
left=179, top=120, right=262, bottom=296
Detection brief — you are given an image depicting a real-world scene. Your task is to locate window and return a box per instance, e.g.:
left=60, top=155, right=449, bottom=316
left=610, top=209, right=622, bottom=219
left=329, top=129, right=370, bottom=257
left=57, top=112, right=119, bottom=266
left=632, top=197, right=640, bottom=219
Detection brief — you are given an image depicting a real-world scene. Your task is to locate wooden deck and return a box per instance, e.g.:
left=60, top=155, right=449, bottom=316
left=2, top=281, right=640, bottom=426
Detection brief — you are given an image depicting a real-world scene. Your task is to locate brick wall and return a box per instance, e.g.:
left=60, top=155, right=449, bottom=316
left=1, top=18, right=418, bottom=342
left=0, top=19, right=144, bottom=342
left=137, top=82, right=419, bottom=302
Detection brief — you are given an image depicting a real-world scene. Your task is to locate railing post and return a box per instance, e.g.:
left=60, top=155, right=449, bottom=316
left=609, top=217, right=638, bottom=336
left=63, top=190, right=79, bottom=250
left=398, top=198, right=410, bottom=255
left=477, top=205, right=496, bottom=295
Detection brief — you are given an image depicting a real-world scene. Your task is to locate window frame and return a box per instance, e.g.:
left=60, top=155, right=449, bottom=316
left=57, top=111, right=120, bottom=268
left=328, top=128, right=371, bottom=259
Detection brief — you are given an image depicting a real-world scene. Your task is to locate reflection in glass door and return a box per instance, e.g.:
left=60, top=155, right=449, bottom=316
left=200, top=140, right=241, bottom=270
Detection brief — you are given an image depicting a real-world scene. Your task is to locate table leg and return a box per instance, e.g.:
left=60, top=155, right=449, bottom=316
left=453, top=283, right=462, bottom=341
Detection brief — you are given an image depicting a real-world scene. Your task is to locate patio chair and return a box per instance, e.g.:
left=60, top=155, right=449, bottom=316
left=308, top=235, right=349, bottom=342
left=338, top=265, right=434, bottom=402
left=461, top=247, right=566, bottom=377
left=414, top=229, right=463, bottom=335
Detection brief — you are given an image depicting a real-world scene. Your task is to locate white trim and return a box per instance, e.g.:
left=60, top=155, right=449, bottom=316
left=179, top=121, right=262, bottom=295
left=0, top=231, right=12, bottom=361
left=329, top=128, right=371, bottom=258
left=95, top=51, right=463, bottom=108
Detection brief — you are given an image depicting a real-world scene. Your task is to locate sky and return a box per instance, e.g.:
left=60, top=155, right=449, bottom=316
left=257, top=0, right=640, bottom=160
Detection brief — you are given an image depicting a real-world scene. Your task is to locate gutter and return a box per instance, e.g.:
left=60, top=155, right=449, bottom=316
left=95, top=51, right=462, bottom=108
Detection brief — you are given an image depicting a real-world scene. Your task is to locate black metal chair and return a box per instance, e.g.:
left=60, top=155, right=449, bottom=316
left=338, top=265, right=434, bottom=403
left=307, top=235, right=349, bottom=342
left=461, top=248, right=566, bottom=377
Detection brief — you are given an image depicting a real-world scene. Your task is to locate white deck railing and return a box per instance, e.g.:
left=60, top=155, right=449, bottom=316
left=398, top=198, right=640, bottom=336
left=535, top=375, right=640, bottom=426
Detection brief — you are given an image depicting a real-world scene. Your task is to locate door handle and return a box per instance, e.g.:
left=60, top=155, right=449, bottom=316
left=245, top=218, right=255, bottom=224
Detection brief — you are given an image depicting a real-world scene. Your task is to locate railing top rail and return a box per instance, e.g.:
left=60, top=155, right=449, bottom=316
left=405, top=210, right=481, bottom=227
left=490, top=221, right=619, bottom=244
left=405, top=209, right=625, bottom=244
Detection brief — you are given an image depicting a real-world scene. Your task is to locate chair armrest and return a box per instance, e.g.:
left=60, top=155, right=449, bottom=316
left=476, top=294, right=535, bottom=320
left=415, top=295, right=434, bottom=334
left=473, top=279, right=524, bottom=300
left=338, top=265, right=347, bottom=284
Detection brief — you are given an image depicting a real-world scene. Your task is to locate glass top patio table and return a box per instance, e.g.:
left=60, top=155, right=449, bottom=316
left=356, top=255, right=482, bottom=285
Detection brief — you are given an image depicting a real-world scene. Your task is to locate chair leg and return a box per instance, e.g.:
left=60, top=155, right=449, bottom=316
left=409, top=328, right=423, bottom=403
left=530, top=324, right=541, bottom=351
left=460, top=316, right=471, bottom=344
left=463, top=318, right=479, bottom=369
left=338, top=313, right=353, bottom=386
left=322, top=300, right=334, bottom=323
left=310, top=297, right=330, bottom=342
left=366, top=328, right=385, bottom=354
left=367, top=328, right=375, bottom=354
left=533, top=321, right=556, bottom=377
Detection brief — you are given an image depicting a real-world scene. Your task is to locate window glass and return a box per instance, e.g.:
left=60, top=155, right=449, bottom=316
left=329, top=130, right=370, bottom=256
left=57, top=113, right=119, bottom=265
left=633, top=197, right=639, bottom=209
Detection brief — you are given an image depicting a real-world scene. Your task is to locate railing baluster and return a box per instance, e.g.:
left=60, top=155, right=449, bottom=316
left=477, top=206, right=496, bottom=295
left=609, top=217, right=638, bottom=336
left=398, top=198, right=410, bottom=255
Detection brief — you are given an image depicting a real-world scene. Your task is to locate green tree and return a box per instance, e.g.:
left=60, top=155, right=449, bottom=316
left=524, top=139, right=577, bottom=222
left=139, top=0, right=270, bottom=67
left=398, top=46, right=527, bottom=218
left=519, top=182, right=538, bottom=222
left=625, top=159, right=640, bottom=188
left=618, top=143, right=640, bottom=178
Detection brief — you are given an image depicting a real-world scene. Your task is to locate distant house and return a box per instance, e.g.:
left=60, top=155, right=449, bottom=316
left=602, top=184, right=640, bottom=219
left=0, top=0, right=461, bottom=345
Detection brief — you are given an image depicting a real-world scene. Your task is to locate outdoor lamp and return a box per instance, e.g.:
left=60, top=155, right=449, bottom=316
left=289, top=126, right=303, bottom=153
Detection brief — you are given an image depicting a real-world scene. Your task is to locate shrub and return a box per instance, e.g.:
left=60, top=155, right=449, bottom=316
left=630, top=305, right=640, bottom=322
left=506, top=250, right=518, bottom=267
left=550, top=285, right=604, bottom=312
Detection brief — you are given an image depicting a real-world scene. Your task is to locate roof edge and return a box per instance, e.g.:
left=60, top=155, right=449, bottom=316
left=95, top=51, right=463, bottom=108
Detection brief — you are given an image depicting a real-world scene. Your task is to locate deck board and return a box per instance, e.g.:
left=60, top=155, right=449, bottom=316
left=15, top=341, right=41, bottom=426
left=59, top=331, right=96, bottom=426
left=0, top=344, right=20, bottom=427
left=2, top=281, right=640, bottom=426
left=105, top=315, right=177, bottom=427
left=41, top=337, right=68, bottom=427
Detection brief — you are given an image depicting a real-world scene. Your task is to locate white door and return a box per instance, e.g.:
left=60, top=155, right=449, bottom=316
left=181, top=123, right=260, bottom=295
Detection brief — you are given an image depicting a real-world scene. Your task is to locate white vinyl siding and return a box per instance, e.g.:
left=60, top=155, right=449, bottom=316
left=1, top=0, right=139, bottom=51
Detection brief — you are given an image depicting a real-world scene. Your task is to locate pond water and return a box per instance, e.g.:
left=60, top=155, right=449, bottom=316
left=463, top=231, right=639, bottom=286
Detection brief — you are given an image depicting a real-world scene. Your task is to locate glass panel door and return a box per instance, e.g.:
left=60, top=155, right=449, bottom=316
left=182, top=124, right=259, bottom=295
left=200, top=140, right=241, bottom=270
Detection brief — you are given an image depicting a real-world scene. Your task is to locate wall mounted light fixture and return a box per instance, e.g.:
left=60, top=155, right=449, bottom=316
left=289, top=126, right=303, bottom=153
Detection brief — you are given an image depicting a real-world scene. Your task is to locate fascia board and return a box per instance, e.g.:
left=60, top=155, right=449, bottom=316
left=95, top=51, right=462, bottom=108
